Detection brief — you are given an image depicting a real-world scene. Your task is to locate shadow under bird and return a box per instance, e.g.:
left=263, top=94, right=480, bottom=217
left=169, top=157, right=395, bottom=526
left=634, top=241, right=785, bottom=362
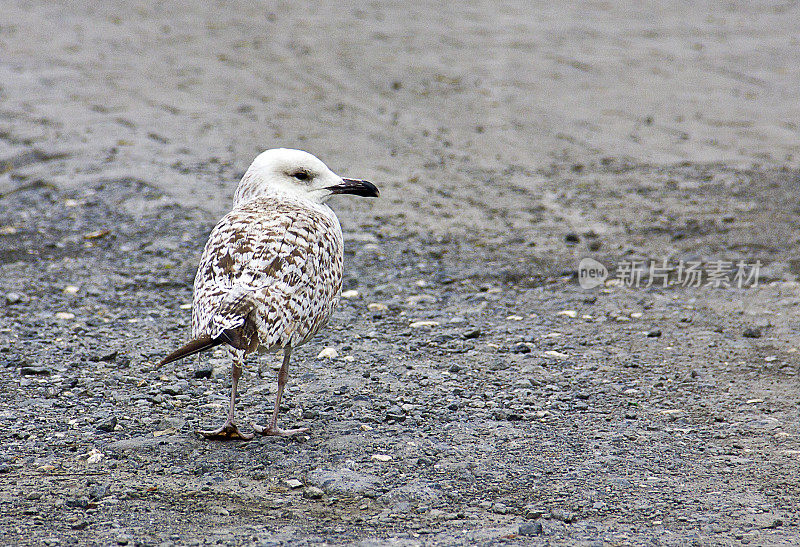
left=159, top=148, right=379, bottom=440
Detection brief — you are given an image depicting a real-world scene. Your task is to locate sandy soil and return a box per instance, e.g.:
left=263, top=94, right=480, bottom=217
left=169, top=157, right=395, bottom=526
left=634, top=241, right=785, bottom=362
left=1, top=1, right=800, bottom=545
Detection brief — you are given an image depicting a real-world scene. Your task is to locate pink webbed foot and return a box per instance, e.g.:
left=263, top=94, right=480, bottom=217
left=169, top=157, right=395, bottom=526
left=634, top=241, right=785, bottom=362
left=198, top=421, right=254, bottom=440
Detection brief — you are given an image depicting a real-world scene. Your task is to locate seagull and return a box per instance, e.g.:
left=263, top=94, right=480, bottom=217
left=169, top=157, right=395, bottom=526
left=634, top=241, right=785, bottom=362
left=159, top=148, right=379, bottom=440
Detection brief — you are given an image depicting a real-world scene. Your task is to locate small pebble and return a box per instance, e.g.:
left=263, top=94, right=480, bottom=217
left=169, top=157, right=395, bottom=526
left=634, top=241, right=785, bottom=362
left=462, top=328, right=481, bottom=339
left=284, top=479, right=303, bottom=489
left=511, top=343, right=531, bottom=354
left=67, top=496, right=90, bottom=509
left=492, top=502, right=509, bottom=514
left=20, top=366, right=50, bottom=376
left=317, top=347, right=338, bottom=359
left=550, top=508, right=577, bottom=523
left=99, top=350, right=119, bottom=362
left=409, top=320, right=439, bottom=328
left=406, top=294, right=435, bottom=305
left=303, top=486, right=324, bottom=499
left=523, top=505, right=543, bottom=519
left=78, top=448, right=104, bottom=465
left=96, top=416, right=118, bottom=432
left=90, top=483, right=111, bottom=500
left=743, top=327, right=762, bottom=338
left=5, top=292, right=27, bottom=305
left=161, top=381, right=188, bottom=395
left=384, top=405, right=405, bottom=422
left=84, top=229, right=110, bottom=240
left=341, top=289, right=359, bottom=298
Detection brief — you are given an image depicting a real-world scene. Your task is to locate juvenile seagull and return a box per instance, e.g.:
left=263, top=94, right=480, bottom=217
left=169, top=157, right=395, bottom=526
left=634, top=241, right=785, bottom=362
left=160, top=148, right=379, bottom=440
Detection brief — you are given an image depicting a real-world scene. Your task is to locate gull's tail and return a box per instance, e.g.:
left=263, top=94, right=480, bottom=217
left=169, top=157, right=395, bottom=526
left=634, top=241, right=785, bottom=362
left=158, top=326, right=258, bottom=367
left=159, top=335, right=225, bottom=366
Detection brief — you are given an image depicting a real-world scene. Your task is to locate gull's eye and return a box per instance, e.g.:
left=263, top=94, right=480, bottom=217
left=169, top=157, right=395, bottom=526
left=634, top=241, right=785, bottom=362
left=292, top=171, right=310, bottom=181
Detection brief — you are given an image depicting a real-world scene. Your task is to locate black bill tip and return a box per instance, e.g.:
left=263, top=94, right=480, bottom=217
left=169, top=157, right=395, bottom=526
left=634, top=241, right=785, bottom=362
left=327, top=178, right=380, bottom=197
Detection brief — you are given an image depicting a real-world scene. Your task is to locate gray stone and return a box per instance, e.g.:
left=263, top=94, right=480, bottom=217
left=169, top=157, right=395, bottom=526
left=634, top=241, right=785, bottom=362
left=89, top=482, right=110, bottom=500
left=302, top=486, right=324, bottom=500
left=523, top=505, right=544, bottom=519
left=519, top=521, right=543, bottom=536
left=161, top=380, right=189, bottom=395
left=462, top=328, right=481, bottom=339
left=550, top=508, right=577, bottom=523
left=5, top=292, right=28, bottom=305
left=20, top=366, right=50, bottom=376
left=306, top=467, right=381, bottom=497
left=96, top=415, right=117, bottom=432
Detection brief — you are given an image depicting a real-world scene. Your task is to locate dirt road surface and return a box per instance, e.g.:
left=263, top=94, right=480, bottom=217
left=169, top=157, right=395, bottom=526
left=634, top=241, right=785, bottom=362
left=2, top=1, right=800, bottom=545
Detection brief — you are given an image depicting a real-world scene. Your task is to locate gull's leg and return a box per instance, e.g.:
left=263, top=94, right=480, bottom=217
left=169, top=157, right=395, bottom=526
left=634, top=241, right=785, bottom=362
left=199, top=356, right=253, bottom=440
left=253, top=347, right=310, bottom=436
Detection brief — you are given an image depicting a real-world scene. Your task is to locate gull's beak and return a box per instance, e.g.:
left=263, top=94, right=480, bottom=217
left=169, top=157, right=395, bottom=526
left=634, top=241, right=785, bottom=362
left=326, top=178, right=380, bottom=198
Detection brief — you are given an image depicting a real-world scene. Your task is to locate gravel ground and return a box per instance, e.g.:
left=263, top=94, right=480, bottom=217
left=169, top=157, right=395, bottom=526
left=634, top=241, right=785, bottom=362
left=2, top=1, right=800, bottom=545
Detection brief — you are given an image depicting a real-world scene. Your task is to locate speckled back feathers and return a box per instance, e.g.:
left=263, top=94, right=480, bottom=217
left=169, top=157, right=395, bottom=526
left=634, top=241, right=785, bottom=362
left=191, top=194, right=343, bottom=353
